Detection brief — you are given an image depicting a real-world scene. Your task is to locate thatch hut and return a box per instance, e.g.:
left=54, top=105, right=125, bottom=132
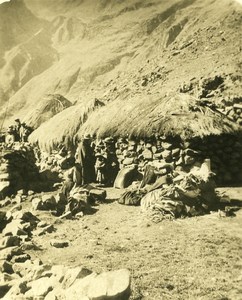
left=23, top=94, right=72, bottom=129
left=77, top=94, right=240, bottom=139
left=29, top=98, right=104, bottom=152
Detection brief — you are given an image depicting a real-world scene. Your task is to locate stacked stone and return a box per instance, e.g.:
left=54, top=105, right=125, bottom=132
left=0, top=147, right=40, bottom=199
left=191, top=135, right=242, bottom=186
left=224, top=103, right=242, bottom=126
left=116, top=135, right=242, bottom=186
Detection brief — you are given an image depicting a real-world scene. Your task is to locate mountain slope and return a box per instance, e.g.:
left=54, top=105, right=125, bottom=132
left=0, top=0, right=241, bottom=127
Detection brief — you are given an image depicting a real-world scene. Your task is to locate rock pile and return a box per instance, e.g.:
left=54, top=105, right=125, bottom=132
left=31, top=186, right=106, bottom=218
left=0, top=144, right=40, bottom=200
left=0, top=205, right=131, bottom=300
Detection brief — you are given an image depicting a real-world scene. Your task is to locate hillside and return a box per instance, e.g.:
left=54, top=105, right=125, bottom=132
left=0, top=0, right=241, bottom=128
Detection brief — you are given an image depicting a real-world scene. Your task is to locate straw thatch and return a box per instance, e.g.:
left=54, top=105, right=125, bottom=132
left=77, top=94, right=240, bottom=139
left=29, top=98, right=104, bottom=152
left=23, top=94, right=72, bottom=129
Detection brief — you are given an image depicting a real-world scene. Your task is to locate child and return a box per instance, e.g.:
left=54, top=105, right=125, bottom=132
left=95, top=153, right=106, bottom=185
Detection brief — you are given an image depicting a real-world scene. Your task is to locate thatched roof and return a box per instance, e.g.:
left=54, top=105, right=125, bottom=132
left=77, top=94, right=240, bottom=139
left=28, top=98, right=104, bottom=151
left=23, top=94, right=72, bottom=129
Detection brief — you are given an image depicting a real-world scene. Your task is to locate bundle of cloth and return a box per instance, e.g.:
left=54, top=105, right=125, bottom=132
left=118, top=160, right=219, bottom=221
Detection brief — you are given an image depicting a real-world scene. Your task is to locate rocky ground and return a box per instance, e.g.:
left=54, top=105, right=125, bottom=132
left=1, top=187, right=241, bottom=299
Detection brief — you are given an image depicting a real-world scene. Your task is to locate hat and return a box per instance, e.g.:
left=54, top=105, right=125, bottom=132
left=104, top=137, right=114, bottom=144
left=83, top=133, right=91, bottom=139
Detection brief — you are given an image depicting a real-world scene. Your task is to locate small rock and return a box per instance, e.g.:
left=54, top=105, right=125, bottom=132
left=50, top=240, right=70, bottom=248
left=75, top=211, right=84, bottom=218
left=13, top=195, right=22, bottom=205
left=45, top=288, right=67, bottom=300
left=11, top=253, right=31, bottom=263
left=37, top=221, right=48, bottom=228
left=0, top=260, right=13, bottom=274
left=34, top=224, right=55, bottom=236
left=61, top=267, right=92, bottom=289
left=20, top=241, right=38, bottom=251
left=17, top=189, right=26, bottom=196
left=32, top=198, right=43, bottom=210
left=41, top=194, right=56, bottom=210
left=28, top=190, right=35, bottom=196
left=1, top=198, right=11, bottom=207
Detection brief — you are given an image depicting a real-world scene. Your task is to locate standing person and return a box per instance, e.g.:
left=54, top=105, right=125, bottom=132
left=95, top=153, right=106, bottom=185
left=14, top=119, right=21, bottom=141
left=19, top=123, right=30, bottom=142
left=75, top=133, right=95, bottom=185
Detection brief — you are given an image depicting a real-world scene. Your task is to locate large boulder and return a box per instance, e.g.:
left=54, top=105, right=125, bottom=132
left=66, top=269, right=131, bottom=300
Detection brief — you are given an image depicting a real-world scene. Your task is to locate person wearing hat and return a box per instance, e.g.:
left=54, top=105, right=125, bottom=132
left=19, top=122, right=30, bottom=142
left=75, top=133, right=95, bottom=185
left=14, top=119, right=21, bottom=141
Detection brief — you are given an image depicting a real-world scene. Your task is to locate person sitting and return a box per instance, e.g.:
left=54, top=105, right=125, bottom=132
left=5, top=126, right=16, bottom=144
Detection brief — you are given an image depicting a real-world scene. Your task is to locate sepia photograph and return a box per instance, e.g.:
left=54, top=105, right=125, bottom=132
left=0, top=0, right=242, bottom=299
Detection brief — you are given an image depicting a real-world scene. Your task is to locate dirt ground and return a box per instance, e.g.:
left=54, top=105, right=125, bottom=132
left=25, top=187, right=242, bottom=300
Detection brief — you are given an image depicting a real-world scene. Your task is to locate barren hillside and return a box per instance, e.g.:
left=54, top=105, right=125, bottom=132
left=0, top=0, right=241, bottom=127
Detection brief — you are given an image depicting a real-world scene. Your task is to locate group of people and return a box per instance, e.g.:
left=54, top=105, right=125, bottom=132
left=4, top=119, right=32, bottom=144
left=62, top=133, right=176, bottom=197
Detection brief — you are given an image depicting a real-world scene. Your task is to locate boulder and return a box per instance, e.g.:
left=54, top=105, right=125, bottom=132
left=2, top=219, right=28, bottom=237
left=66, top=269, right=131, bottom=300
left=1, top=279, right=28, bottom=299
left=87, top=269, right=131, bottom=300
left=0, top=236, right=20, bottom=250
left=25, top=276, right=55, bottom=298
left=13, top=261, right=51, bottom=280
left=0, top=246, right=23, bottom=261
